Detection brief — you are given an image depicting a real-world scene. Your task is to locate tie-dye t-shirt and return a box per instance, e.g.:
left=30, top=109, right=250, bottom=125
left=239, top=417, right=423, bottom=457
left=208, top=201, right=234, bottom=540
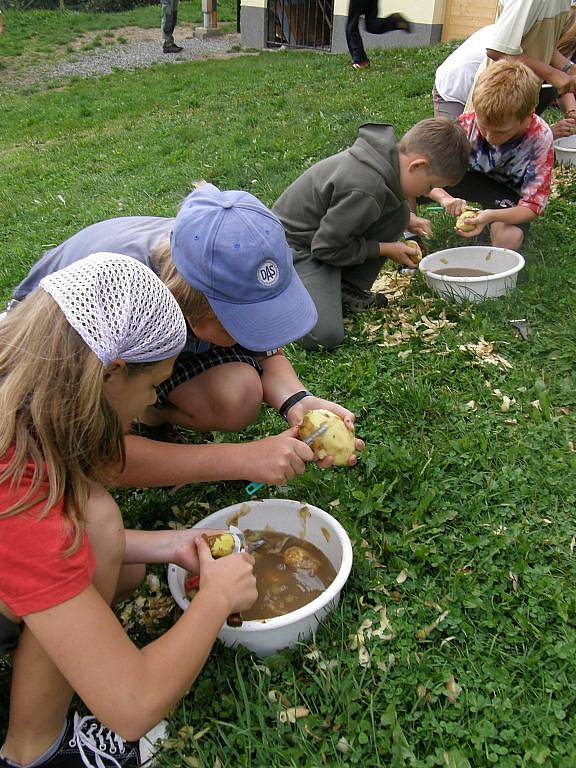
left=458, top=112, right=554, bottom=215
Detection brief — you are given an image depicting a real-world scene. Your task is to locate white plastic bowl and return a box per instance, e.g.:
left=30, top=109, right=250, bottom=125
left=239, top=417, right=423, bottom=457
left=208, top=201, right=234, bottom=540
left=419, top=246, right=524, bottom=303
left=554, top=135, right=576, bottom=166
left=167, top=498, right=353, bottom=657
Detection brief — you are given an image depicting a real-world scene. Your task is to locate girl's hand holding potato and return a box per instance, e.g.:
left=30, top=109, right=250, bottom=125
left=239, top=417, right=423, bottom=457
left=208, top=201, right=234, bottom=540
left=195, top=536, right=257, bottom=616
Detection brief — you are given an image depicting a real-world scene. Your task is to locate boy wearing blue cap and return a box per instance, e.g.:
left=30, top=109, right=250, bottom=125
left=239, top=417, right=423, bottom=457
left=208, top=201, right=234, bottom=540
left=10, top=184, right=362, bottom=489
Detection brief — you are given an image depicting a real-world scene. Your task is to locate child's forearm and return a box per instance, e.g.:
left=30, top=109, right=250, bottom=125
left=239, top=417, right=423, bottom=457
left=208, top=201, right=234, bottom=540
left=260, top=352, right=310, bottom=411
left=119, top=435, right=258, bottom=487
left=428, top=187, right=453, bottom=205
left=133, top=590, right=229, bottom=731
left=482, top=206, right=537, bottom=226
left=123, top=528, right=222, bottom=566
left=551, top=49, right=575, bottom=75
left=488, top=49, right=575, bottom=93
left=558, top=91, right=576, bottom=116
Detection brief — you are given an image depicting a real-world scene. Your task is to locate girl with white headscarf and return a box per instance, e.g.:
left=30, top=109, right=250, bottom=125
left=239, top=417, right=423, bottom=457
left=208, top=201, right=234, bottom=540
left=0, top=254, right=257, bottom=768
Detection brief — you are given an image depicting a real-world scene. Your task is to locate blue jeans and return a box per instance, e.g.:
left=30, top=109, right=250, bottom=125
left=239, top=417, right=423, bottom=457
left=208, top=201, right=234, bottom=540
left=161, top=0, right=180, bottom=45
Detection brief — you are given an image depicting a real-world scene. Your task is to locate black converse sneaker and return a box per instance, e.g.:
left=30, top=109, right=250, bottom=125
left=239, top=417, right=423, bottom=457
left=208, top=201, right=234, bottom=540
left=341, top=281, right=389, bottom=313
left=0, top=713, right=166, bottom=768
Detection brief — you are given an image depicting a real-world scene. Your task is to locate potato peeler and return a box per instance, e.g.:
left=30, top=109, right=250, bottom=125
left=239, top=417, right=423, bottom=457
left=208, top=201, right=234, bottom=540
left=244, top=423, right=329, bottom=496
left=228, top=524, right=265, bottom=553
left=225, top=525, right=265, bottom=627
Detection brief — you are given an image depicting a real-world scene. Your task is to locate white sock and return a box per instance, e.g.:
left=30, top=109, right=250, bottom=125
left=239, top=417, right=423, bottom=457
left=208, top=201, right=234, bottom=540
left=0, top=719, right=67, bottom=768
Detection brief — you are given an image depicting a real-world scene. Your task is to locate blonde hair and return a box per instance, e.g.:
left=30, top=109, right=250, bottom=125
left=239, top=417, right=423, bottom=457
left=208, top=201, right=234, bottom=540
left=398, top=118, right=470, bottom=185
left=150, top=236, right=215, bottom=326
left=558, top=8, right=576, bottom=59
left=0, top=292, right=149, bottom=552
left=472, top=59, right=540, bottom=124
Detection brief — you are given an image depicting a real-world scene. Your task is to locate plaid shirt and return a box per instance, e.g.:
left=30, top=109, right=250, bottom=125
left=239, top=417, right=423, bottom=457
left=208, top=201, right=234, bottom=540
left=458, top=112, right=554, bottom=215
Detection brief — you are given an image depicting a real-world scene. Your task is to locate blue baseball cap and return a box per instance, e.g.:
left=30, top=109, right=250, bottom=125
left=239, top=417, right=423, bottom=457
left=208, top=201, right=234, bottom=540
left=171, top=184, right=318, bottom=351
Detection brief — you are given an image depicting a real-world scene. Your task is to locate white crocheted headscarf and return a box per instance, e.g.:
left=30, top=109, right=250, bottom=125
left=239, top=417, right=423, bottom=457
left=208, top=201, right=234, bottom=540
left=40, top=252, right=187, bottom=365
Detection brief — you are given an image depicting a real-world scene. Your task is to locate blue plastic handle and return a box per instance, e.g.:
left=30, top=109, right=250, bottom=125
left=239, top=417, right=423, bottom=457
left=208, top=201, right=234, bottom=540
left=245, top=481, right=265, bottom=495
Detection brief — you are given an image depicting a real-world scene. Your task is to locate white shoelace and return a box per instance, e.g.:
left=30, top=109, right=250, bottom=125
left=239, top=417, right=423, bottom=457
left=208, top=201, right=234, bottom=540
left=68, top=713, right=131, bottom=768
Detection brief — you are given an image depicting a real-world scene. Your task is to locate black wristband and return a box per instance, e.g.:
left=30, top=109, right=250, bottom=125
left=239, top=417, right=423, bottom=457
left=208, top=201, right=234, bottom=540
left=279, top=390, right=313, bottom=421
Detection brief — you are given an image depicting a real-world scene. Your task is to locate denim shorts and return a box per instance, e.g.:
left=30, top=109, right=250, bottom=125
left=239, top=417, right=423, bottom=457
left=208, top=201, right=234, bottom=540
left=0, top=613, right=22, bottom=656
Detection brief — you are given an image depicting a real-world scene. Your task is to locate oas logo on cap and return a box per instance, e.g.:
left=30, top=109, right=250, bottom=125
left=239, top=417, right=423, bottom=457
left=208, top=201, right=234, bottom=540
left=257, top=260, right=280, bottom=288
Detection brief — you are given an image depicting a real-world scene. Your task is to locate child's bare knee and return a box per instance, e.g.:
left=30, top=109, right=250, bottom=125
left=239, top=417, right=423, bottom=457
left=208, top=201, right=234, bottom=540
left=217, top=367, right=263, bottom=429
left=491, top=224, right=524, bottom=251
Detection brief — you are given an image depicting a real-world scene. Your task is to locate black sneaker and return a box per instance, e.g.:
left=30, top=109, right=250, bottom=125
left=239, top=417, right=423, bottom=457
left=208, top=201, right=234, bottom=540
left=0, top=713, right=166, bottom=767
left=163, top=42, right=183, bottom=53
left=388, top=12, right=412, bottom=33
left=341, top=281, right=388, bottom=313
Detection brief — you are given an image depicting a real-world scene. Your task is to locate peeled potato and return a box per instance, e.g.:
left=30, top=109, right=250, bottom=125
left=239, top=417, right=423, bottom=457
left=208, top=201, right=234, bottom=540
left=283, top=545, right=319, bottom=572
left=456, top=208, right=478, bottom=232
left=405, top=239, right=422, bottom=263
left=203, top=532, right=236, bottom=558
left=299, top=408, right=355, bottom=466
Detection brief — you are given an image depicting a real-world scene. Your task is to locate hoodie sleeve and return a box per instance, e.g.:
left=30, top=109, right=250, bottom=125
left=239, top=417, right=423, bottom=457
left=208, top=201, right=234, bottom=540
left=310, top=190, right=383, bottom=266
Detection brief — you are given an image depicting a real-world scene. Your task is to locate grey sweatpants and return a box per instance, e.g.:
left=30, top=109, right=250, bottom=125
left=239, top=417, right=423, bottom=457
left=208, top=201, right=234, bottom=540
left=292, top=248, right=385, bottom=351
left=432, top=87, right=464, bottom=121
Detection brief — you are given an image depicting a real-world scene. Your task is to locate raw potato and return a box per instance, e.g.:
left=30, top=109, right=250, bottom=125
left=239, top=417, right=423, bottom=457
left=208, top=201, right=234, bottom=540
left=299, top=408, right=356, bottom=466
left=405, top=239, right=422, bottom=263
left=456, top=207, right=478, bottom=232
left=203, top=532, right=236, bottom=558
left=283, top=545, right=319, bottom=572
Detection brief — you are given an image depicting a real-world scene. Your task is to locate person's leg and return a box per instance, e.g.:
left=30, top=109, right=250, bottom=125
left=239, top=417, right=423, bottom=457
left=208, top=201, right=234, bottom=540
left=346, top=0, right=369, bottom=65
left=445, top=172, right=528, bottom=249
left=489, top=221, right=526, bottom=250
left=161, top=0, right=182, bottom=51
left=364, top=7, right=411, bottom=36
left=341, top=257, right=386, bottom=291
left=2, top=631, right=74, bottom=766
left=161, top=362, right=264, bottom=432
left=432, top=87, right=464, bottom=120
left=161, top=0, right=174, bottom=45
left=2, top=489, right=128, bottom=767
left=293, top=251, right=346, bottom=351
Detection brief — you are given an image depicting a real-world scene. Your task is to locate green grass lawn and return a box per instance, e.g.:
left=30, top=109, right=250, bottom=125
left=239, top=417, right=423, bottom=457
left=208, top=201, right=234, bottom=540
left=1, top=22, right=576, bottom=767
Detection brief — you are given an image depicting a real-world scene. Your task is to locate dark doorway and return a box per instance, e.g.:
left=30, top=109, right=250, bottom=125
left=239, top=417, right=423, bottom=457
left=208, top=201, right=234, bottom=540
left=267, top=0, right=333, bottom=50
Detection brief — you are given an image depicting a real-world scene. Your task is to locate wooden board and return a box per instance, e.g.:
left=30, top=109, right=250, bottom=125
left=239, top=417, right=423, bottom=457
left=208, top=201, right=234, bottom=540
left=441, top=0, right=498, bottom=42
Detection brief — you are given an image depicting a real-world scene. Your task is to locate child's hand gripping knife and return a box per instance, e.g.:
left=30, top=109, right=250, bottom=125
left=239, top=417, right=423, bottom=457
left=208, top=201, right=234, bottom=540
left=196, top=535, right=257, bottom=627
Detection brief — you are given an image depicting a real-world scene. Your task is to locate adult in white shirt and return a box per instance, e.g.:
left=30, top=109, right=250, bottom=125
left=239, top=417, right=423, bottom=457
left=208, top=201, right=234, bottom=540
left=434, top=1, right=576, bottom=138
left=434, top=25, right=496, bottom=120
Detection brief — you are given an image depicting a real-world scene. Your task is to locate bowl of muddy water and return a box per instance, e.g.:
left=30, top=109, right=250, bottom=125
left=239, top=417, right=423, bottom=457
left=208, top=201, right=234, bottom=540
left=167, top=499, right=353, bottom=657
left=419, top=245, right=524, bottom=303
left=554, top=135, right=576, bottom=167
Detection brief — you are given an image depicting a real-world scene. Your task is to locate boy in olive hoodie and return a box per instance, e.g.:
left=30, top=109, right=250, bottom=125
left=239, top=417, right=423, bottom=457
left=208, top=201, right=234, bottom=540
left=273, top=119, right=470, bottom=351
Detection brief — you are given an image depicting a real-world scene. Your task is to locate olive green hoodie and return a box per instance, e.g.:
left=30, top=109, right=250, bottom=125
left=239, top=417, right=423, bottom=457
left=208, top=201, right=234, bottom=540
left=273, top=123, right=410, bottom=267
